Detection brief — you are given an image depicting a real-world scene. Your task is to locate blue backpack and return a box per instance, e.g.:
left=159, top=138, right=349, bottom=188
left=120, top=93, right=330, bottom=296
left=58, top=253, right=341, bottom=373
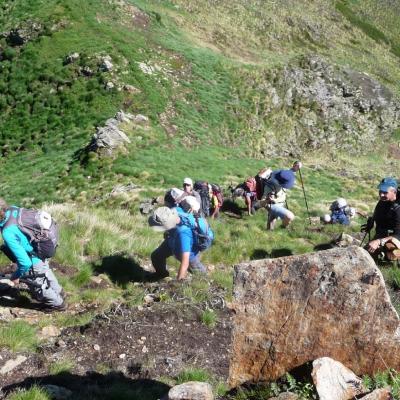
left=181, top=215, right=214, bottom=251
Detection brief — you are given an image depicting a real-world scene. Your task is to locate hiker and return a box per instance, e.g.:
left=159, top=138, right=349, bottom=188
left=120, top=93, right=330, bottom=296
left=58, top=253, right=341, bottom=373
left=209, top=184, right=223, bottom=219
left=260, top=172, right=295, bottom=230
left=149, top=202, right=213, bottom=280
left=0, top=199, right=65, bottom=311
left=364, top=177, right=400, bottom=259
left=182, top=178, right=202, bottom=209
left=323, top=198, right=355, bottom=225
left=193, top=180, right=211, bottom=217
left=255, top=167, right=272, bottom=201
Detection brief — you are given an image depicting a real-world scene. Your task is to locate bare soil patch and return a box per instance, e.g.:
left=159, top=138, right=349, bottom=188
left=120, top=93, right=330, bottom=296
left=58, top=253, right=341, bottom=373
left=0, top=301, right=232, bottom=398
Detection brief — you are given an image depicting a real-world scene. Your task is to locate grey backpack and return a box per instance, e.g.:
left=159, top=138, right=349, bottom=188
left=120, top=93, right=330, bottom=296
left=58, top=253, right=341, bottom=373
left=3, top=207, right=59, bottom=260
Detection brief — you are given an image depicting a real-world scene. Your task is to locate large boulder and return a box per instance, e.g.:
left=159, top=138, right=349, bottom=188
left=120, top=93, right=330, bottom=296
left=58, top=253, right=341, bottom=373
left=228, top=246, right=400, bottom=387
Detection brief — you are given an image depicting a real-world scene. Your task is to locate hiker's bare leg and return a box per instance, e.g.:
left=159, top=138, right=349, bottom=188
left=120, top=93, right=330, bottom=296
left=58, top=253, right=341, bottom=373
left=282, top=211, right=295, bottom=227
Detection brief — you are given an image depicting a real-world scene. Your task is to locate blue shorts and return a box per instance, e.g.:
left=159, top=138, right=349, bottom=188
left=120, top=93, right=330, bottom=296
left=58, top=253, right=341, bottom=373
left=269, top=204, right=291, bottom=220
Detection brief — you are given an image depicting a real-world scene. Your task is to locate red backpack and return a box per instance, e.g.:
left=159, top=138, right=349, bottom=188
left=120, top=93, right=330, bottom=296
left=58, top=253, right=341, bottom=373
left=245, top=177, right=257, bottom=193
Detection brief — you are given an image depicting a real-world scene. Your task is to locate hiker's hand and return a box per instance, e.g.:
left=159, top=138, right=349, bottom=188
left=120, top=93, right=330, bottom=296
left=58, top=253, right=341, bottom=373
left=367, top=239, right=380, bottom=253
left=361, top=217, right=373, bottom=232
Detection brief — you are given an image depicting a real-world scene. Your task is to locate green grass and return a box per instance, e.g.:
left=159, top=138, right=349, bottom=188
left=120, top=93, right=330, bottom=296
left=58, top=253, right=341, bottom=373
left=200, top=309, right=217, bottom=328
left=7, top=386, right=51, bottom=400
left=0, top=321, right=38, bottom=352
left=48, top=358, right=75, bottom=375
left=175, top=367, right=212, bottom=384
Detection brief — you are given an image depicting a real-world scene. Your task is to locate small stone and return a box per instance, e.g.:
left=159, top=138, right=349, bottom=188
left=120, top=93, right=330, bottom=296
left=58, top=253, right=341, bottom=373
left=93, top=344, right=100, bottom=351
left=105, top=81, right=115, bottom=90
left=39, top=325, right=61, bottom=340
left=168, top=381, right=213, bottom=400
left=56, top=339, right=66, bottom=348
left=140, top=336, right=146, bottom=341
left=119, top=353, right=126, bottom=359
left=144, top=294, right=155, bottom=304
left=142, top=345, right=148, bottom=353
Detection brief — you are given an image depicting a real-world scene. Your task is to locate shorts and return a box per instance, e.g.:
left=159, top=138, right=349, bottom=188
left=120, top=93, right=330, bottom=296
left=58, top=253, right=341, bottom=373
left=269, top=204, right=291, bottom=220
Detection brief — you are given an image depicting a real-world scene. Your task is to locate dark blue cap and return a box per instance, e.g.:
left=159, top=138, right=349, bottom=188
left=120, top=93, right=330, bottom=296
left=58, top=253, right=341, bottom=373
left=378, top=177, right=398, bottom=192
left=274, top=169, right=295, bottom=189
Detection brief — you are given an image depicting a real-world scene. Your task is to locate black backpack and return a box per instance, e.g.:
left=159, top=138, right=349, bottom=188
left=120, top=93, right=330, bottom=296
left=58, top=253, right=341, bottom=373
left=2, top=207, right=59, bottom=260
left=194, top=181, right=211, bottom=217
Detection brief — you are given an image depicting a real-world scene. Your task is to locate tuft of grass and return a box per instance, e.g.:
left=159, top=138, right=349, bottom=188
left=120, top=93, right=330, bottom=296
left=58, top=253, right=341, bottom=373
left=200, top=309, right=217, bottom=328
left=175, top=367, right=212, bottom=384
left=0, top=321, right=38, bottom=352
left=7, top=386, right=50, bottom=400
left=48, top=358, right=75, bottom=375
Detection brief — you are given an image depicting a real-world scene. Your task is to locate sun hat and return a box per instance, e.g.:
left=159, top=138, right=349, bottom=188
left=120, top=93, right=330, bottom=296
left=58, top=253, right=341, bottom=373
left=180, top=196, right=200, bottom=213
left=378, top=177, right=398, bottom=192
left=148, top=207, right=179, bottom=231
left=274, top=169, right=295, bottom=189
left=183, top=177, right=193, bottom=186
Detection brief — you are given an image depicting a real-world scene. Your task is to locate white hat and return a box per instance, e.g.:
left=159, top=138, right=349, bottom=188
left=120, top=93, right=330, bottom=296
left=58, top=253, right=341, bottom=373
left=180, top=196, right=200, bottom=213
left=148, top=207, right=179, bottom=231
left=323, top=214, right=331, bottom=223
left=170, top=188, right=185, bottom=203
left=183, top=177, right=193, bottom=186
left=336, top=198, right=347, bottom=208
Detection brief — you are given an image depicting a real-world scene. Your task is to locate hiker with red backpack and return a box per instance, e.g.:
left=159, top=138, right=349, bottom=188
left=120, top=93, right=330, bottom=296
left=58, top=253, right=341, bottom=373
left=210, top=184, right=224, bottom=219
left=0, top=198, right=65, bottom=312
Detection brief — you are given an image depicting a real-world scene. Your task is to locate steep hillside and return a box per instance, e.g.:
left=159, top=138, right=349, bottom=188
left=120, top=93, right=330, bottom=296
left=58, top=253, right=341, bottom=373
left=0, top=0, right=399, bottom=204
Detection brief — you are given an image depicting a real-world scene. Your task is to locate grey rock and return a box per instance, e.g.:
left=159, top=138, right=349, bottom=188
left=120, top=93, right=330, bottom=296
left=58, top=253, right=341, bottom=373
left=100, top=56, right=113, bottom=72
left=4, top=21, right=43, bottom=46
left=168, top=381, right=213, bottom=400
left=65, top=52, right=79, bottom=64
left=0, top=355, right=27, bottom=374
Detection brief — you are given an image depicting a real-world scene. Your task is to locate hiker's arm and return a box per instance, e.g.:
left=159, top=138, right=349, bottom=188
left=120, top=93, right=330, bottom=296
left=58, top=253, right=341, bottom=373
left=2, top=226, right=32, bottom=280
left=368, top=237, right=392, bottom=252
left=177, top=252, right=190, bottom=280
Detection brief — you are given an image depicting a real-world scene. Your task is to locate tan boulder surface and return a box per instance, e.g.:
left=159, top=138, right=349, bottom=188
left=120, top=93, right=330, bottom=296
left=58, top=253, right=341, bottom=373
left=229, top=246, right=400, bottom=387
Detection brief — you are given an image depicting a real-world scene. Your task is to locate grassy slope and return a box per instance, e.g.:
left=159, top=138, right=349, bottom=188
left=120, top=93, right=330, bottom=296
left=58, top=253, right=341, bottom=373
left=1, top=1, right=400, bottom=398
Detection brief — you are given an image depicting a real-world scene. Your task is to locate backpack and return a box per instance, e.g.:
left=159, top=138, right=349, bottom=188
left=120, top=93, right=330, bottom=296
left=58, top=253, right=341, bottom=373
left=181, top=214, right=214, bottom=251
left=2, top=207, right=59, bottom=260
left=194, top=181, right=211, bottom=217
left=211, top=183, right=224, bottom=207
left=245, top=177, right=257, bottom=193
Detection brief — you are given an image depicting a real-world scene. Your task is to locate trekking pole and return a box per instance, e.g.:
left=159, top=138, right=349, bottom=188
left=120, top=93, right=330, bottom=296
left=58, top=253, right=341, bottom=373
left=360, top=231, right=369, bottom=247
left=298, top=168, right=312, bottom=225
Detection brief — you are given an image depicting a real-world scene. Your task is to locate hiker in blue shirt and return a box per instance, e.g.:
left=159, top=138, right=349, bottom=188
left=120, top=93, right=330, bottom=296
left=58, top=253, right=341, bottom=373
left=0, top=199, right=65, bottom=311
left=149, top=200, right=213, bottom=280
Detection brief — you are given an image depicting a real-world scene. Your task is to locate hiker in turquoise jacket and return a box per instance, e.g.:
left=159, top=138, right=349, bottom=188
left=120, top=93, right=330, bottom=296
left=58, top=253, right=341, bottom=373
left=0, top=199, right=65, bottom=311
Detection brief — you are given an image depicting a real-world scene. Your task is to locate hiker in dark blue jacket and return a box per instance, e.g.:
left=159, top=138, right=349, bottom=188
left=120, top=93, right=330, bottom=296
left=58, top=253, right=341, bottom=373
left=0, top=199, right=65, bottom=311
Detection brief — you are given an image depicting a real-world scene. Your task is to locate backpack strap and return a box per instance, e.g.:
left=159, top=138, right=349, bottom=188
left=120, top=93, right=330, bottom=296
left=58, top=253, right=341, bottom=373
left=2, top=206, right=20, bottom=231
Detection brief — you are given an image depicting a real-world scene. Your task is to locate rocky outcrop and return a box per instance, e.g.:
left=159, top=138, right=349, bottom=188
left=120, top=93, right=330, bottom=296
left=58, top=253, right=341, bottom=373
left=228, top=246, right=400, bottom=387
left=2, top=20, right=43, bottom=46
left=312, top=357, right=367, bottom=400
left=86, top=111, right=148, bottom=156
left=241, top=55, right=400, bottom=156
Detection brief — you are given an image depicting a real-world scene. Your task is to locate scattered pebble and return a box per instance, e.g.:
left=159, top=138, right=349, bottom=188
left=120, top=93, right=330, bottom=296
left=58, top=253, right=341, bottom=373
left=93, top=344, right=100, bottom=351
left=119, top=353, right=126, bottom=359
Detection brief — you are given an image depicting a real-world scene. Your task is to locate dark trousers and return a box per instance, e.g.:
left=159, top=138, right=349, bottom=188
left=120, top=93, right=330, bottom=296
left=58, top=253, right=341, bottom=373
left=151, top=239, right=206, bottom=277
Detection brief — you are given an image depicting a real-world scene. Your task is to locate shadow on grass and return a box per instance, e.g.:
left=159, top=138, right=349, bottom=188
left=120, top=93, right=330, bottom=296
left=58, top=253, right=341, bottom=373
left=221, top=199, right=244, bottom=218
left=2, top=371, right=170, bottom=400
left=250, top=248, right=293, bottom=260
left=92, top=254, right=155, bottom=286
left=0, top=285, right=45, bottom=311
left=313, top=243, right=334, bottom=251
